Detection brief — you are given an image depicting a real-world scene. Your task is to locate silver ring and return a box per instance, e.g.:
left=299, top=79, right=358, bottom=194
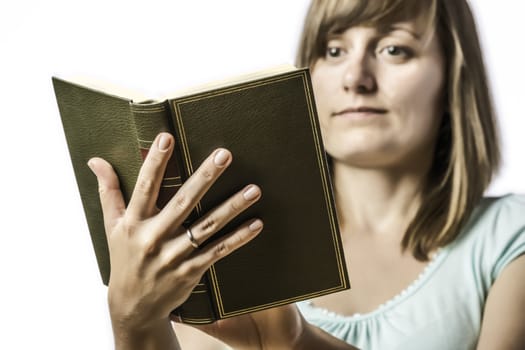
left=186, top=227, right=200, bottom=249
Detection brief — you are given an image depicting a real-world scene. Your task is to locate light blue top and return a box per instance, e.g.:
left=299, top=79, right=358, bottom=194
left=298, top=194, right=525, bottom=350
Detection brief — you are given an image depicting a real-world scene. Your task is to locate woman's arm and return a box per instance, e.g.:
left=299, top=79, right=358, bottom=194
left=182, top=304, right=359, bottom=350
left=112, top=318, right=180, bottom=350
left=174, top=323, right=232, bottom=350
left=295, top=323, right=359, bottom=350
left=477, top=254, right=525, bottom=349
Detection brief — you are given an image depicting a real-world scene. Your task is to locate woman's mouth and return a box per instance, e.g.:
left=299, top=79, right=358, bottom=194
left=332, top=106, right=388, bottom=119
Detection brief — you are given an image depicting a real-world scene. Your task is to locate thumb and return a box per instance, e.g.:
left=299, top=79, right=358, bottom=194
left=87, top=157, right=126, bottom=235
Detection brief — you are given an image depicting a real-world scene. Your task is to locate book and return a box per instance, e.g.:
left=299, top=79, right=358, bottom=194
left=52, top=65, right=350, bottom=324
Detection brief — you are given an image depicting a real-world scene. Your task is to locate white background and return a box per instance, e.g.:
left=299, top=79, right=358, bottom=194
left=0, top=1, right=523, bottom=348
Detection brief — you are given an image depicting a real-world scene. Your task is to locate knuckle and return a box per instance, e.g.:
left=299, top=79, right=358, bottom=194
left=147, top=151, right=164, bottom=165
left=200, top=217, right=218, bottom=234
left=97, top=184, right=107, bottom=195
left=198, top=166, right=215, bottom=181
left=120, top=218, right=138, bottom=237
left=140, top=236, right=159, bottom=257
left=232, top=232, right=245, bottom=247
left=174, top=192, right=190, bottom=211
left=177, top=262, right=200, bottom=280
left=214, top=242, right=230, bottom=258
left=229, top=198, right=243, bottom=213
left=135, top=178, right=156, bottom=196
left=175, top=273, right=198, bottom=290
left=97, top=183, right=117, bottom=196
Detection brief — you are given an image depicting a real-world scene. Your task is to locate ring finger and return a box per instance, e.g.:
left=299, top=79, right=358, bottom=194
left=162, top=184, right=262, bottom=263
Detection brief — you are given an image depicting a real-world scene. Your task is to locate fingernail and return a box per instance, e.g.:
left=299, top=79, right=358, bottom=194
left=158, top=134, right=171, bottom=151
left=243, top=186, right=260, bottom=201
left=249, top=220, right=263, bottom=232
left=214, top=149, right=229, bottom=167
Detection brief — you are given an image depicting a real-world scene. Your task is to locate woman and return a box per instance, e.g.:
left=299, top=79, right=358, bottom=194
left=88, top=0, right=525, bottom=349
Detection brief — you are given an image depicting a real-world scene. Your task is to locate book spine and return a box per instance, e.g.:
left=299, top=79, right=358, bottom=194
left=130, top=101, right=182, bottom=207
left=130, top=100, right=217, bottom=324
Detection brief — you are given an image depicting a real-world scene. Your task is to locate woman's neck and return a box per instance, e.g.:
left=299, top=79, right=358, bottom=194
left=333, top=160, right=429, bottom=242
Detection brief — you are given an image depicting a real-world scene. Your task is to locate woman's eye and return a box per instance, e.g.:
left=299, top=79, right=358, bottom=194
left=386, top=46, right=404, bottom=55
left=381, top=45, right=412, bottom=58
left=326, top=46, right=344, bottom=58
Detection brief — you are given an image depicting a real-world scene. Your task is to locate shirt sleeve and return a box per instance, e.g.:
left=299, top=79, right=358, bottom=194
left=478, top=194, right=525, bottom=282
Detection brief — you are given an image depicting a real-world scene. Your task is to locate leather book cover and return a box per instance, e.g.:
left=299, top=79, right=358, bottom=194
left=53, top=77, right=142, bottom=284
left=52, top=67, right=350, bottom=324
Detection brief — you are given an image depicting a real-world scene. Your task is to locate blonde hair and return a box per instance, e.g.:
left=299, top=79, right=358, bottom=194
left=296, top=0, right=501, bottom=260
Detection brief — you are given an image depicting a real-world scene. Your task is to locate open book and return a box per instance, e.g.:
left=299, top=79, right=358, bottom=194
left=52, top=65, right=350, bottom=324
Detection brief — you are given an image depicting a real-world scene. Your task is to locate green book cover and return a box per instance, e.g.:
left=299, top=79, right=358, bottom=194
left=52, top=66, right=350, bottom=324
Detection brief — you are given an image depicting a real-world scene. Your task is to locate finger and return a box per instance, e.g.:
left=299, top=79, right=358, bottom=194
left=127, top=133, right=173, bottom=219
left=163, top=184, right=262, bottom=261
left=177, top=219, right=263, bottom=277
left=156, top=148, right=232, bottom=230
left=87, top=157, right=126, bottom=235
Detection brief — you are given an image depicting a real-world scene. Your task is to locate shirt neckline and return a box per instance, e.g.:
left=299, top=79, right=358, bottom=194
left=305, top=247, right=450, bottom=322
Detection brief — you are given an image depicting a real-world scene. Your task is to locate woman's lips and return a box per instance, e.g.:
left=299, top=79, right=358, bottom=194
left=332, top=107, right=388, bottom=119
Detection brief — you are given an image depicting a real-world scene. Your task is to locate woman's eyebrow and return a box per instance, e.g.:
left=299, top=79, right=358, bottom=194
left=384, top=24, right=422, bottom=40
left=325, top=32, right=344, bottom=41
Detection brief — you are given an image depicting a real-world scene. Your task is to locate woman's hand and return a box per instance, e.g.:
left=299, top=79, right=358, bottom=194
left=88, top=132, right=263, bottom=348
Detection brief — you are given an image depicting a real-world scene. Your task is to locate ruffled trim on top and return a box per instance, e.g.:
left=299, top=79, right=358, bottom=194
left=300, top=247, right=449, bottom=322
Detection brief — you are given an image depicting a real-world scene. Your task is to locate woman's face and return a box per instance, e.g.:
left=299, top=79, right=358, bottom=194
left=311, top=20, right=445, bottom=170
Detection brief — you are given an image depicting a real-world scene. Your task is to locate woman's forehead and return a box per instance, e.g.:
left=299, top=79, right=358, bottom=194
left=329, top=21, right=426, bottom=38
left=325, top=12, right=436, bottom=46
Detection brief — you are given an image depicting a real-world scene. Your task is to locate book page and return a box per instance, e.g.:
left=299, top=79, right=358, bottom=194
left=57, top=64, right=297, bottom=104
left=168, top=64, right=296, bottom=99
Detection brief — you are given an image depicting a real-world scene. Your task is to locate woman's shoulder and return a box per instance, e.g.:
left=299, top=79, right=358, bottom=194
left=481, top=192, right=525, bottom=211
left=470, top=193, right=525, bottom=230
left=453, top=193, right=525, bottom=248
left=453, top=193, right=525, bottom=283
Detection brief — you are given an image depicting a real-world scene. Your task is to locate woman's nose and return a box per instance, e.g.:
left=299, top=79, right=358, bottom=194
left=342, top=54, right=377, bottom=94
